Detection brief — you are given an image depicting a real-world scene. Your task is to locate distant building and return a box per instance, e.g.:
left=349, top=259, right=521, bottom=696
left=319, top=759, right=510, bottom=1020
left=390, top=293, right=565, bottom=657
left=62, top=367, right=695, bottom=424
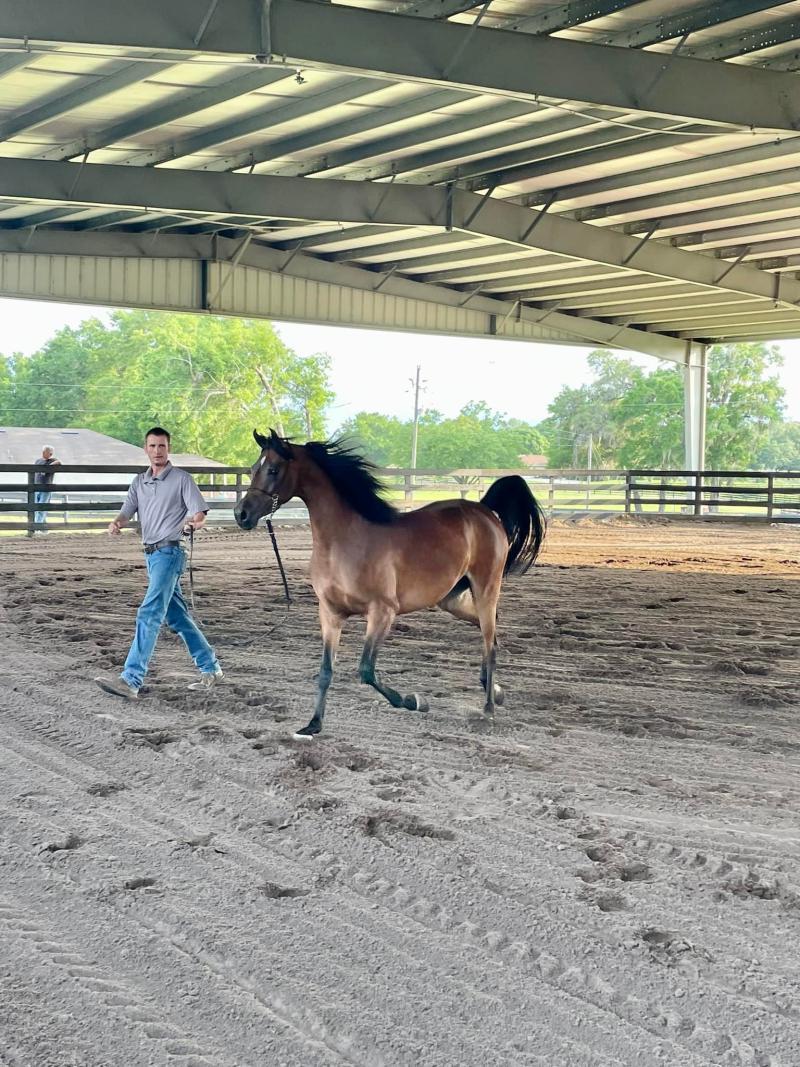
left=0, top=427, right=223, bottom=468
left=0, top=427, right=225, bottom=498
left=519, top=453, right=548, bottom=468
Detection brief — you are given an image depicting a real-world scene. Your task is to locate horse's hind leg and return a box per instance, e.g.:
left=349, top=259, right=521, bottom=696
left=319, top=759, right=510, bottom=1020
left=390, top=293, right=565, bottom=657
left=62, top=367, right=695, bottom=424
left=472, top=578, right=503, bottom=717
left=359, top=603, right=428, bottom=713
left=441, top=579, right=504, bottom=712
left=294, top=603, right=344, bottom=739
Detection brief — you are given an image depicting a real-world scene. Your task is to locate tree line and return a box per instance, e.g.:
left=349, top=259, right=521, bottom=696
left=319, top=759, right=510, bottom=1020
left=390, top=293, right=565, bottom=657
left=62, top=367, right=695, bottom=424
left=1, top=310, right=799, bottom=470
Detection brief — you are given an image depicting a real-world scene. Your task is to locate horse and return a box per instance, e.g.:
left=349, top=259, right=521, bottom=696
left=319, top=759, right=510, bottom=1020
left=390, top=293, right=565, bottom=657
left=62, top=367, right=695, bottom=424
left=234, top=429, right=546, bottom=739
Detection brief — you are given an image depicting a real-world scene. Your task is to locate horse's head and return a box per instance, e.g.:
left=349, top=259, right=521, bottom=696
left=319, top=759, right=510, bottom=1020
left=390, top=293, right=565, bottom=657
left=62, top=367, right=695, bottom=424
left=234, top=428, right=297, bottom=530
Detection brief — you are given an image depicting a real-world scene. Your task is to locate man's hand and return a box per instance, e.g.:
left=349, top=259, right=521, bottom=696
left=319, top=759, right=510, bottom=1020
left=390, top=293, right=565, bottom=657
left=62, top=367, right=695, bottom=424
left=107, top=519, right=122, bottom=535
left=183, top=511, right=207, bottom=534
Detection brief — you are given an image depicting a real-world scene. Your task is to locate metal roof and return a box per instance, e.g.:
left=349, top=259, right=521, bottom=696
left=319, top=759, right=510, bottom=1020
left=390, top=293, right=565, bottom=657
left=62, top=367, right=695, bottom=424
left=2, top=0, right=800, bottom=357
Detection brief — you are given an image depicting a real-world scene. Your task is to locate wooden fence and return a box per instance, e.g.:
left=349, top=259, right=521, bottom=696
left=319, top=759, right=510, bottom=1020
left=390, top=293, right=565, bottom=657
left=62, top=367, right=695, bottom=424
left=1, top=464, right=799, bottom=534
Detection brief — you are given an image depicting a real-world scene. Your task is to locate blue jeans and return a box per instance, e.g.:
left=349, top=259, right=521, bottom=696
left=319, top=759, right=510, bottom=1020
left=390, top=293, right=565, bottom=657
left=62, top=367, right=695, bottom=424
left=121, top=545, right=219, bottom=690
left=34, top=489, right=51, bottom=526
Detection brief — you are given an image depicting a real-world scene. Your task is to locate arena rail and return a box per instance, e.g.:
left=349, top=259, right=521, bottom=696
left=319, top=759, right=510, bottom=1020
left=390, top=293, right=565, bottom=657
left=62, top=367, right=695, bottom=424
left=1, top=464, right=799, bottom=534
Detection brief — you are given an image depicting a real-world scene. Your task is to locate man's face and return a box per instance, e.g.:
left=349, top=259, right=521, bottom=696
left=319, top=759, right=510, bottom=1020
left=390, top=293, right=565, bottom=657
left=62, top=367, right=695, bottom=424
left=43, top=448, right=53, bottom=459
left=145, top=434, right=170, bottom=468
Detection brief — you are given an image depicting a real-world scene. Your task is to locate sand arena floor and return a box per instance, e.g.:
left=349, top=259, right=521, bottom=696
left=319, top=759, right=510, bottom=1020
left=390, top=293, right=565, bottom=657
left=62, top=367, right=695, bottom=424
left=1, top=518, right=799, bottom=1066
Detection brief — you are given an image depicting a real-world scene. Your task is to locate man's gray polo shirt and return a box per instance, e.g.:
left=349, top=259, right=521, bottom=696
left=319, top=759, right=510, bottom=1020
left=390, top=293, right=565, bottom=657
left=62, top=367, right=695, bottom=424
left=121, top=462, right=208, bottom=544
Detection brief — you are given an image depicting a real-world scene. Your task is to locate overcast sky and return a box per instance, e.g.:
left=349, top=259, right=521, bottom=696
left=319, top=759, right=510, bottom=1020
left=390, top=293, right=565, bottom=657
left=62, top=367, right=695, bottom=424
left=3, top=296, right=800, bottom=431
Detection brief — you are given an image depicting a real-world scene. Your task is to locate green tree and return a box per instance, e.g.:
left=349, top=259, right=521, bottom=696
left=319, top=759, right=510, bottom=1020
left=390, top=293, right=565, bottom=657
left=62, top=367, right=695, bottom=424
left=341, top=402, right=544, bottom=468
left=704, top=343, right=784, bottom=468
left=754, top=420, right=800, bottom=470
left=339, top=412, right=412, bottom=466
left=540, top=350, right=643, bottom=467
left=1, top=311, right=334, bottom=462
left=615, top=367, right=684, bottom=468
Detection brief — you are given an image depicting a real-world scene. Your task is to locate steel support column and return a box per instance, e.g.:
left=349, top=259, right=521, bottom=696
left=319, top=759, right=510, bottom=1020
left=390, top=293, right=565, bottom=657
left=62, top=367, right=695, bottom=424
left=683, top=340, right=708, bottom=471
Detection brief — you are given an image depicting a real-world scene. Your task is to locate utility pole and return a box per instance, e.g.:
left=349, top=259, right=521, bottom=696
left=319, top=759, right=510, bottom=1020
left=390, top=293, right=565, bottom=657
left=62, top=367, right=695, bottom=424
left=410, top=364, right=423, bottom=472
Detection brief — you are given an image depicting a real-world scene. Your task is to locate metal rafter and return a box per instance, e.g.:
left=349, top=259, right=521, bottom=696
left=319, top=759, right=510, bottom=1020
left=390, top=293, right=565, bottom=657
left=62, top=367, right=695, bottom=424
left=207, top=87, right=476, bottom=174
left=519, top=136, right=800, bottom=211
left=38, top=67, right=294, bottom=162
left=5, top=157, right=799, bottom=314
left=603, top=1, right=785, bottom=50
left=315, top=108, right=606, bottom=185
left=119, top=77, right=384, bottom=167
left=503, top=0, right=642, bottom=36
left=6, top=0, right=800, bottom=132
left=0, top=54, right=181, bottom=143
left=227, top=99, right=544, bottom=177
left=0, top=225, right=687, bottom=358
left=684, top=16, right=800, bottom=62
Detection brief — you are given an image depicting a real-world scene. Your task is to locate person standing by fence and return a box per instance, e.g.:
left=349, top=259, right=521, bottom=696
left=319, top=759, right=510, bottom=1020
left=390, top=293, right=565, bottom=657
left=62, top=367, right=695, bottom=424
left=94, top=426, right=223, bottom=700
left=34, top=445, right=60, bottom=529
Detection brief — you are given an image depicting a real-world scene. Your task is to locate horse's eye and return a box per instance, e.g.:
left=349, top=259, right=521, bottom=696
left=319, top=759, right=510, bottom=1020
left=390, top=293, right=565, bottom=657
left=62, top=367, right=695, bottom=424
left=267, top=466, right=279, bottom=477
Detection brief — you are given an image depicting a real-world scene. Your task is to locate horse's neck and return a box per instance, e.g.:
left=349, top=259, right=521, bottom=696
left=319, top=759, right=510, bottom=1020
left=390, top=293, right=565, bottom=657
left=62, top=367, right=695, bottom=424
left=296, top=460, right=361, bottom=551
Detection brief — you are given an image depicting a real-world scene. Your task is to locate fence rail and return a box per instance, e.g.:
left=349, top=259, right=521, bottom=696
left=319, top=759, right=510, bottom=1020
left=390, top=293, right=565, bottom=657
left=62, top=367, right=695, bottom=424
left=1, top=464, right=799, bottom=534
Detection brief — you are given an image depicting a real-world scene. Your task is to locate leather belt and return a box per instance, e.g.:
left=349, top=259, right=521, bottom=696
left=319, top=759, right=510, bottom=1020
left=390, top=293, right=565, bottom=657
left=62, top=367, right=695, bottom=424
left=143, top=539, right=183, bottom=554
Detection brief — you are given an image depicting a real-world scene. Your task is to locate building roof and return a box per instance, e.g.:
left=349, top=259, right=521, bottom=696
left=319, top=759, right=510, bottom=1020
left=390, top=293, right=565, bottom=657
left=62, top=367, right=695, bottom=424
left=1, top=2, right=800, bottom=356
left=0, top=426, right=223, bottom=466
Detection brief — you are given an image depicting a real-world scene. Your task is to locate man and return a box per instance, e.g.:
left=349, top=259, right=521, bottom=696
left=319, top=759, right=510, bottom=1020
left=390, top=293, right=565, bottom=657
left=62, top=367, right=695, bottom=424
left=94, top=426, right=223, bottom=700
left=34, top=444, right=61, bottom=529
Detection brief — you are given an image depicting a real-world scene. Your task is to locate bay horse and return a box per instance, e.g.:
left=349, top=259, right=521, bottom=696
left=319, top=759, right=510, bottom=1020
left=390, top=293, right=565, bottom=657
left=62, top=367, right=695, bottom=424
left=234, top=430, right=545, bottom=739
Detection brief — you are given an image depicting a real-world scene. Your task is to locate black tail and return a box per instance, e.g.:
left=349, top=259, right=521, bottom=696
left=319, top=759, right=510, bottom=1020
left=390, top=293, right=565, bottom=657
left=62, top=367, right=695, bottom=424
left=481, top=475, right=546, bottom=576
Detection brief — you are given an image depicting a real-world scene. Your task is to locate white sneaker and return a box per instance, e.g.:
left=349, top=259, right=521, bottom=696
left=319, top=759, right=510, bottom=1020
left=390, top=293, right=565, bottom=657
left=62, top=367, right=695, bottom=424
left=187, top=670, right=224, bottom=691
left=95, top=675, right=139, bottom=700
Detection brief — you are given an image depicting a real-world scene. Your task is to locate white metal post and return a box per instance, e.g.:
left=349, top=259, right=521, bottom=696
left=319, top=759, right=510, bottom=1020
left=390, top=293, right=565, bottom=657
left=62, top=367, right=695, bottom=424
left=683, top=340, right=707, bottom=471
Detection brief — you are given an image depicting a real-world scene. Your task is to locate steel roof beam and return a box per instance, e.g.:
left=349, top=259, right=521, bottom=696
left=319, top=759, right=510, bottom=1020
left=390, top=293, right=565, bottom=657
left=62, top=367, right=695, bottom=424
left=604, top=1, right=784, bottom=50
left=393, top=0, right=489, bottom=18
left=494, top=275, right=682, bottom=300
left=653, top=311, right=800, bottom=333
left=0, top=54, right=181, bottom=144
left=465, top=124, right=723, bottom=192
left=7, top=0, right=800, bottom=132
left=0, top=225, right=686, bottom=360
left=504, top=0, right=642, bottom=36
left=624, top=191, right=800, bottom=237
left=3, top=157, right=799, bottom=309
left=203, top=87, right=476, bottom=173
left=120, top=77, right=385, bottom=166
left=262, top=100, right=552, bottom=180
left=684, top=17, right=800, bottom=63
left=39, top=67, right=294, bottom=162
left=0, top=52, right=36, bottom=79
left=520, top=137, right=800, bottom=211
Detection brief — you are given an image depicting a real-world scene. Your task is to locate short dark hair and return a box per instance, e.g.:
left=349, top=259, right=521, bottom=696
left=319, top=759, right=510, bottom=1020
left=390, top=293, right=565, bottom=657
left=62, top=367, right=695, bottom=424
left=144, top=426, right=171, bottom=444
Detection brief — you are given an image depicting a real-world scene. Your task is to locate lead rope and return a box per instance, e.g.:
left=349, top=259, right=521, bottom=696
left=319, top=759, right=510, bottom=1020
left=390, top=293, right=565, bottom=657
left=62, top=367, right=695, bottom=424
left=264, top=492, right=292, bottom=614
left=185, top=525, right=197, bottom=613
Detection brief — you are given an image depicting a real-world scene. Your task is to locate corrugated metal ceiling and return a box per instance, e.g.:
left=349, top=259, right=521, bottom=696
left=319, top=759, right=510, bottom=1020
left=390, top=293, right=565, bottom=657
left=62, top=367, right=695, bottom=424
left=2, top=0, right=800, bottom=347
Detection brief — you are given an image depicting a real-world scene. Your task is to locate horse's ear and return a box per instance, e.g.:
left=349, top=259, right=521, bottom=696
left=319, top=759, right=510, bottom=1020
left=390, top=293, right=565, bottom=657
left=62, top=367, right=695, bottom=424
left=272, top=433, right=292, bottom=460
left=253, top=429, right=269, bottom=450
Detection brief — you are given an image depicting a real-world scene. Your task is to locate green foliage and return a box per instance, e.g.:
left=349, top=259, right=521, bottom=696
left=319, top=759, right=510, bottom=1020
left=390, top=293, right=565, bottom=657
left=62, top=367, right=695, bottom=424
left=539, top=350, right=644, bottom=467
left=754, top=421, right=800, bottom=471
left=0, top=310, right=333, bottom=462
left=615, top=368, right=684, bottom=468
left=704, top=343, right=784, bottom=468
left=541, top=343, right=787, bottom=470
left=341, top=401, right=545, bottom=468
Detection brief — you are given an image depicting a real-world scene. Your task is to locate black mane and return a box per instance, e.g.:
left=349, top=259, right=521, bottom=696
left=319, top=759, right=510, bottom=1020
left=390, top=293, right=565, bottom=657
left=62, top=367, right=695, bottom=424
left=305, top=438, right=397, bottom=524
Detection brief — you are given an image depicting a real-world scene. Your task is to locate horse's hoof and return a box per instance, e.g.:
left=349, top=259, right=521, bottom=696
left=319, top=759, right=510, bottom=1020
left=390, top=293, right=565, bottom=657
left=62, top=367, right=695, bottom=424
left=403, top=693, right=429, bottom=712
left=293, top=723, right=320, bottom=740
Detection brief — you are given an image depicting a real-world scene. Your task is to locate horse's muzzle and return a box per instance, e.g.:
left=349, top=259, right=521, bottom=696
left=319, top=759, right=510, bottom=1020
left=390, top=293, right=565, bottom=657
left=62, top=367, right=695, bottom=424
left=234, top=502, right=257, bottom=530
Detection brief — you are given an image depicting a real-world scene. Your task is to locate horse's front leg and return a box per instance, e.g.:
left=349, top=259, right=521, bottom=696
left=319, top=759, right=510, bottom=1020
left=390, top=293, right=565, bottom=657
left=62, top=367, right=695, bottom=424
left=359, top=603, right=428, bottom=713
left=294, top=603, right=344, bottom=739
